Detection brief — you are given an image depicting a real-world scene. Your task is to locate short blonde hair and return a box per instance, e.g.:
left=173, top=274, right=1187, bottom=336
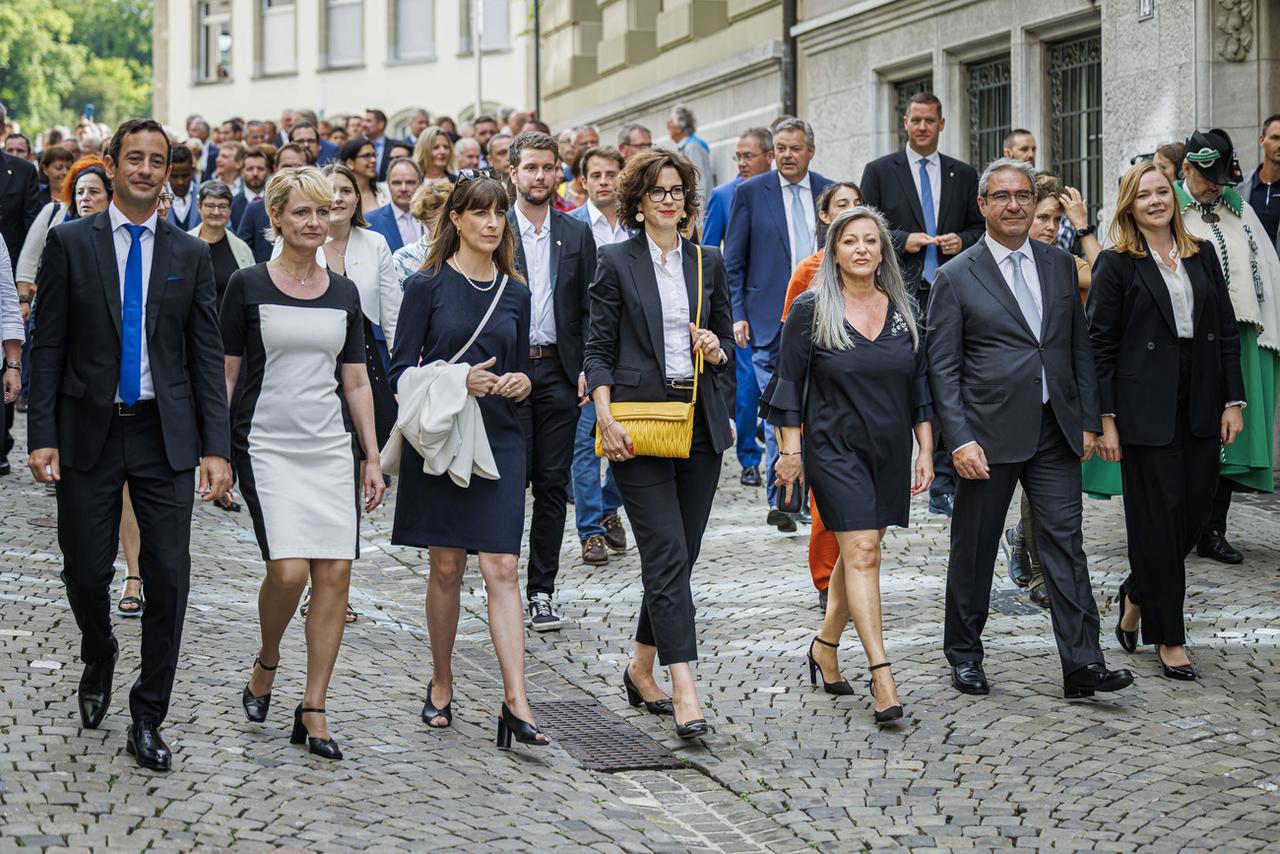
left=413, top=126, right=455, bottom=176
left=265, top=166, right=332, bottom=241
left=410, top=178, right=454, bottom=225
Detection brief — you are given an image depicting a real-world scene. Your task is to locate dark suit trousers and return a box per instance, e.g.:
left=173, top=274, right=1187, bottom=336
left=922, top=285, right=956, bottom=499
left=1119, top=344, right=1218, bottom=646
left=613, top=402, right=722, bottom=666
left=945, top=403, right=1103, bottom=677
left=521, top=357, right=579, bottom=598
left=57, top=408, right=194, bottom=724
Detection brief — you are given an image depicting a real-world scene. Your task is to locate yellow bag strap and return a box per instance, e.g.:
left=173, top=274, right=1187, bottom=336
left=691, top=245, right=704, bottom=406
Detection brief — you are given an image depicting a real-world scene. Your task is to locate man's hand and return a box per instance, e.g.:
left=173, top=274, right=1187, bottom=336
left=953, top=443, right=990, bottom=480
left=905, top=232, right=937, bottom=253
left=197, top=456, right=232, bottom=503
left=1221, top=405, right=1244, bottom=446
left=1080, top=430, right=1097, bottom=463
left=733, top=320, right=750, bottom=349
left=28, top=448, right=60, bottom=483
left=2, top=366, right=19, bottom=404
left=1097, top=417, right=1122, bottom=462
left=936, top=233, right=963, bottom=255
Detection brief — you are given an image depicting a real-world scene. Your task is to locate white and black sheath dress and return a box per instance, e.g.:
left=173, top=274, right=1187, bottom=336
left=221, top=264, right=366, bottom=561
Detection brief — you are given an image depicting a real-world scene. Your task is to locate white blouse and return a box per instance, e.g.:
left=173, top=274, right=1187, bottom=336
left=647, top=236, right=693, bottom=380
left=1154, top=252, right=1195, bottom=339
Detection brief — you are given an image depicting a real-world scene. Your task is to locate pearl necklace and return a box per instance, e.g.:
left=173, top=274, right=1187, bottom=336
left=457, top=259, right=498, bottom=293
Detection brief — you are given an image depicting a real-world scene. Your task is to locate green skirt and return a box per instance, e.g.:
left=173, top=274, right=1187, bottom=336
left=1080, top=323, right=1277, bottom=499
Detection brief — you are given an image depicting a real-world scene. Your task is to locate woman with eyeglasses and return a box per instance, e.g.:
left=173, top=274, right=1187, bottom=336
left=191, top=180, right=254, bottom=304
left=389, top=173, right=546, bottom=749
left=340, top=136, right=389, bottom=214
left=585, top=149, right=735, bottom=740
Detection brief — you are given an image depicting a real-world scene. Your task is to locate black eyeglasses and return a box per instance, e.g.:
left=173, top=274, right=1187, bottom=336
left=985, top=190, right=1035, bottom=207
left=646, top=185, right=686, bottom=203
left=456, top=168, right=500, bottom=184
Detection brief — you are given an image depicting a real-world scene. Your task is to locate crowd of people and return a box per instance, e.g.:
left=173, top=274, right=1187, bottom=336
left=1, top=93, right=1277, bottom=772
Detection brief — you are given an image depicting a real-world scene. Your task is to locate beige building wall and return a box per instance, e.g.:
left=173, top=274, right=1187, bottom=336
left=153, top=0, right=531, bottom=132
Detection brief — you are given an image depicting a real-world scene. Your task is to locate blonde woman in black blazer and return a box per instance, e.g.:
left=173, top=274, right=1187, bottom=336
left=584, top=150, right=734, bottom=739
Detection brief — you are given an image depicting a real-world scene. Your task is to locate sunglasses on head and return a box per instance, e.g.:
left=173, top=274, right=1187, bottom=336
left=456, top=168, right=500, bottom=185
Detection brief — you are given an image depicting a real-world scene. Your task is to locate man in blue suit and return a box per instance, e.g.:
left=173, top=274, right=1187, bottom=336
left=724, top=118, right=831, bottom=531
left=703, top=127, right=774, bottom=487
left=364, top=158, right=424, bottom=253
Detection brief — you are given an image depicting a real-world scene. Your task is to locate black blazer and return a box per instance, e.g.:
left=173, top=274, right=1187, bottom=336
left=927, top=237, right=1101, bottom=464
left=584, top=231, right=736, bottom=455
left=235, top=198, right=274, bottom=263
left=28, top=211, right=230, bottom=471
left=508, top=207, right=596, bottom=383
left=860, top=150, right=984, bottom=293
left=1087, top=242, right=1245, bottom=446
left=0, top=152, right=42, bottom=261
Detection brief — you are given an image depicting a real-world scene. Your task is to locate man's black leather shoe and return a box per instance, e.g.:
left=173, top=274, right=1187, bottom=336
left=1003, top=525, right=1030, bottom=587
left=1197, top=530, right=1243, bottom=564
left=951, top=662, right=989, bottom=695
left=1063, top=663, right=1134, bottom=699
left=1029, top=581, right=1050, bottom=609
left=78, top=638, right=119, bottom=729
left=0, top=458, right=11, bottom=475
left=126, top=722, right=172, bottom=771
left=740, top=466, right=762, bottom=487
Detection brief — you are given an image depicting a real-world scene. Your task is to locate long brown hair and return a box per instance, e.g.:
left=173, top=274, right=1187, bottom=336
left=423, top=176, right=523, bottom=282
left=1109, top=161, right=1201, bottom=260
left=321, top=163, right=369, bottom=228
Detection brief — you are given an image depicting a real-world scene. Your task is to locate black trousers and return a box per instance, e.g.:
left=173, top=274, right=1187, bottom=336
left=945, top=404, right=1103, bottom=677
left=3, top=400, right=13, bottom=460
left=1203, top=476, right=1233, bottom=537
left=57, top=408, right=194, bottom=724
left=612, top=394, right=722, bottom=666
left=520, top=357, right=579, bottom=598
left=1119, top=343, right=1218, bottom=646
left=930, top=429, right=956, bottom=499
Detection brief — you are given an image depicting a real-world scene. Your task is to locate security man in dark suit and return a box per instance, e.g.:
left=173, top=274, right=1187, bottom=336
left=926, top=157, right=1132, bottom=701
left=860, top=92, right=985, bottom=520
left=1, top=147, right=41, bottom=475
left=505, top=132, right=597, bottom=631
left=27, top=119, right=231, bottom=771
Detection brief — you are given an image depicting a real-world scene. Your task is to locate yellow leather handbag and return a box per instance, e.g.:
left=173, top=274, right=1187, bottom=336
left=595, top=246, right=704, bottom=459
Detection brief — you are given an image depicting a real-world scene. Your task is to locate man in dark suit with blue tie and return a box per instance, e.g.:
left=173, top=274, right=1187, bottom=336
left=724, top=118, right=832, bottom=530
left=27, top=119, right=231, bottom=771
left=860, top=92, right=985, bottom=519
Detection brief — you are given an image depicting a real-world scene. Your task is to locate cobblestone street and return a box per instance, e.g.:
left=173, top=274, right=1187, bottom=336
left=2, top=410, right=1279, bottom=853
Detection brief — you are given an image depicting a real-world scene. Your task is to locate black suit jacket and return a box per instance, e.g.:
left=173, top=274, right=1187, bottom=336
left=375, top=137, right=406, bottom=182
left=1087, top=242, right=1245, bottom=446
left=584, top=232, right=736, bottom=455
left=860, top=150, right=984, bottom=293
left=28, top=211, right=230, bottom=471
left=1, top=152, right=42, bottom=261
left=235, top=199, right=274, bottom=263
left=230, top=191, right=249, bottom=232
left=926, top=237, right=1101, bottom=464
left=508, top=207, right=596, bottom=383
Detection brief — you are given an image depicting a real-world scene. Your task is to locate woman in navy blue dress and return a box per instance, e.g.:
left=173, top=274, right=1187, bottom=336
left=389, top=173, right=548, bottom=749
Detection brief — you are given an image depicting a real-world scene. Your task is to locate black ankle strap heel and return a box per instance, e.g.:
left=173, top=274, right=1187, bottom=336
left=868, top=662, right=905, bottom=726
left=241, top=657, right=278, bottom=723
left=291, top=704, right=343, bottom=760
left=807, top=636, right=854, bottom=696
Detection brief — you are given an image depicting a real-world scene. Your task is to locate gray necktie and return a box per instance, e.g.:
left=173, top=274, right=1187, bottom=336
left=1008, top=250, right=1048, bottom=403
left=789, top=184, right=813, bottom=259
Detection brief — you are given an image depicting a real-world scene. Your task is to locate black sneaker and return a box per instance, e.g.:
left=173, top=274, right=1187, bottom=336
left=526, top=593, right=563, bottom=632
left=0, top=458, right=9, bottom=476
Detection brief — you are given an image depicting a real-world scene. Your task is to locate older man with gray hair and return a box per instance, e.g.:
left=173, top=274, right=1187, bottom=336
left=927, top=156, right=1132, bottom=702
left=666, top=104, right=714, bottom=218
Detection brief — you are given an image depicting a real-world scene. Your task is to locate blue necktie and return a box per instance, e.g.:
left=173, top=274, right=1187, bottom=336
left=120, top=224, right=145, bottom=405
left=789, top=184, right=813, bottom=259
left=918, top=158, right=938, bottom=283
left=1008, top=250, right=1048, bottom=403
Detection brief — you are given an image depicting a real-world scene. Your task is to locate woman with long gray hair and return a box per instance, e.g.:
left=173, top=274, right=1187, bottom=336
left=763, top=207, right=934, bottom=726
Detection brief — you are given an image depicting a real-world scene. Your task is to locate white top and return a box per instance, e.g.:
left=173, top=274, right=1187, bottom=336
left=515, top=205, right=555, bottom=345
left=1154, top=253, right=1196, bottom=339
left=647, top=236, right=693, bottom=380
left=779, top=171, right=815, bottom=264
left=585, top=201, right=629, bottom=247
left=109, top=204, right=158, bottom=401
left=983, top=234, right=1044, bottom=317
left=14, top=202, right=68, bottom=284
left=908, top=148, right=942, bottom=224
left=0, top=241, right=24, bottom=343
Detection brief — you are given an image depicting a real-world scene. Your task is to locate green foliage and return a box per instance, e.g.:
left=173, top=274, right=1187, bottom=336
left=0, top=0, right=152, bottom=132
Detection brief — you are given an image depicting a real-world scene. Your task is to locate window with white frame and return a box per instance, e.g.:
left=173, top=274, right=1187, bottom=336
left=393, top=0, right=435, bottom=61
left=459, top=0, right=509, bottom=54
left=260, top=0, right=297, bottom=75
left=196, top=1, right=233, bottom=82
left=324, top=0, right=365, bottom=67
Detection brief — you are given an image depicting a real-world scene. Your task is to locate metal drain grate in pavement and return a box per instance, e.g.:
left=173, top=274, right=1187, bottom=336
left=989, top=587, right=1042, bottom=616
left=529, top=699, right=683, bottom=772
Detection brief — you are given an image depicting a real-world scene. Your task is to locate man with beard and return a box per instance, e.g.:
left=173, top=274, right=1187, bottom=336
left=506, top=131, right=597, bottom=631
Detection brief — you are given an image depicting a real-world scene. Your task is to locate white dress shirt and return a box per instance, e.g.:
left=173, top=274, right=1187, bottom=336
left=170, top=185, right=197, bottom=226
left=0, top=241, right=25, bottom=343
left=585, top=201, right=629, bottom=247
left=109, top=203, right=158, bottom=401
left=647, top=236, right=694, bottom=380
left=394, top=204, right=423, bottom=248
left=983, top=233, right=1044, bottom=317
left=1154, top=254, right=1195, bottom=339
left=908, top=149, right=942, bottom=224
left=515, top=206, right=555, bottom=345
left=779, top=172, right=815, bottom=263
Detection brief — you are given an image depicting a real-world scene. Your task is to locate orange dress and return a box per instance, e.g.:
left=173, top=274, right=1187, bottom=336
left=780, top=251, right=840, bottom=592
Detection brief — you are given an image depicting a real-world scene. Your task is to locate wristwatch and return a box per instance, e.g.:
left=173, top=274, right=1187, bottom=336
left=4, top=360, right=21, bottom=371
left=1075, top=225, right=1096, bottom=238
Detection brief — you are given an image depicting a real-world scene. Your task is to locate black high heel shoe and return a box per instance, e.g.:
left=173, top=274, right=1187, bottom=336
left=496, top=703, right=549, bottom=749
left=867, top=662, right=904, bottom=726
left=290, top=705, right=343, bottom=760
left=623, top=666, right=674, bottom=716
left=421, top=680, right=453, bottom=728
left=241, top=657, right=277, bottom=723
left=1157, top=647, right=1197, bottom=681
left=1115, top=590, right=1138, bottom=653
left=807, top=636, right=855, bottom=695
left=673, top=715, right=710, bottom=739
